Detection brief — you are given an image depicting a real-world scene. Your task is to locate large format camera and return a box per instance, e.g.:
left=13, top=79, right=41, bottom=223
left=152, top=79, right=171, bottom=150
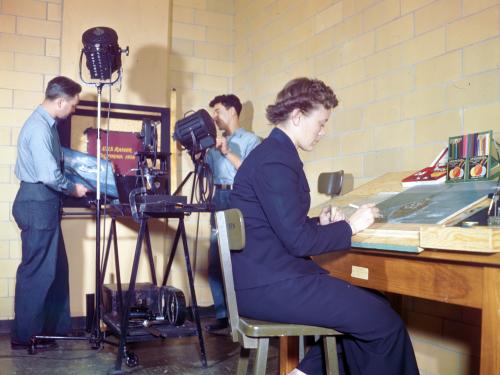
left=136, top=118, right=168, bottom=194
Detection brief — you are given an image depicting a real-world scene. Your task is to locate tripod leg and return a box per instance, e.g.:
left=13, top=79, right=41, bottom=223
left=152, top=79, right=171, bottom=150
left=113, top=220, right=124, bottom=317
left=180, top=218, right=207, bottom=367
left=101, top=219, right=114, bottom=287
left=172, top=171, right=194, bottom=196
left=96, top=217, right=114, bottom=326
left=144, top=222, right=158, bottom=285
left=94, top=85, right=104, bottom=346
left=92, top=218, right=116, bottom=348
left=114, top=219, right=146, bottom=371
left=161, top=224, right=181, bottom=286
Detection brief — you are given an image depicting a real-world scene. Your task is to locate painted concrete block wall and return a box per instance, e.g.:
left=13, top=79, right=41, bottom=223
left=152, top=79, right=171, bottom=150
left=233, top=0, right=500, bottom=208
left=0, top=0, right=62, bottom=322
left=168, top=0, right=237, bottom=307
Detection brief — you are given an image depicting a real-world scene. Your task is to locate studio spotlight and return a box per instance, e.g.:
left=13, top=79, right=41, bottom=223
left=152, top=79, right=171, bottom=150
left=80, top=26, right=129, bottom=84
left=172, top=109, right=217, bottom=204
left=173, top=109, right=216, bottom=155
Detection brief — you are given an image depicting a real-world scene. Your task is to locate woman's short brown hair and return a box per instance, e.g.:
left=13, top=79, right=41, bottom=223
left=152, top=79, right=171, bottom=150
left=266, top=77, right=338, bottom=124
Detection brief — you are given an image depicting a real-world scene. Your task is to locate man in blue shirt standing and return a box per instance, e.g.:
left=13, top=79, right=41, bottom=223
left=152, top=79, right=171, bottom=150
left=11, top=76, right=88, bottom=349
left=204, top=94, right=260, bottom=332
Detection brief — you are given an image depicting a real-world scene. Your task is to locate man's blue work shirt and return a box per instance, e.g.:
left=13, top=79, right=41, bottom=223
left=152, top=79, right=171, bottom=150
left=15, top=105, right=75, bottom=195
left=205, top=127, right=260, bottom=185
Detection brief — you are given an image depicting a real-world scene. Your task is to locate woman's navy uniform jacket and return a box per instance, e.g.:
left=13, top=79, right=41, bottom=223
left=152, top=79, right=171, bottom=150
left=231, top=127, right=352, bottom=291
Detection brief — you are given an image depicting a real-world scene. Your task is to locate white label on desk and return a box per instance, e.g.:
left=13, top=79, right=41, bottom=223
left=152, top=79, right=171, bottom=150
left=351, top=266, right=369, bottom=280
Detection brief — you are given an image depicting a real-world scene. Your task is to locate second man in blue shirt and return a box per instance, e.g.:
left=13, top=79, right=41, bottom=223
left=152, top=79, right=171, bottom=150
left=204, top=94, right=260, bottom=332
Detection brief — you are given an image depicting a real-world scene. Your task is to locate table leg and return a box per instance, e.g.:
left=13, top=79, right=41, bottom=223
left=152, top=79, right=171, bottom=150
left=280, top=336, right=299, bottom=375
left=180, top=219, right=207, bottom=367
left=114, top=219, right=146, bottom=371
left=480, top=267, right=500, bottom=375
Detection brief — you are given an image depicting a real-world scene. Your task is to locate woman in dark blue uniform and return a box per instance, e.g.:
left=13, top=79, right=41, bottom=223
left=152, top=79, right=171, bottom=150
left=230, top=77, right=418, bottom=375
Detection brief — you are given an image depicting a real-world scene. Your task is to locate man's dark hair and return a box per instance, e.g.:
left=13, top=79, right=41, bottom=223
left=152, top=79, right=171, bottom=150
left=209, top=94, right=242, bottom=117
left=45, top=76, right=82, bottom=100
left=266, top=77, right=339, bottom=125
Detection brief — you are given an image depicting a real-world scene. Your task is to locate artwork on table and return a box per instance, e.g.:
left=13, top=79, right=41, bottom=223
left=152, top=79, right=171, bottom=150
left=341, top=192, right=399, bottom=217
left=374, top=181, right=496, bottom=224
left=62, top=147, right=119, bottom=198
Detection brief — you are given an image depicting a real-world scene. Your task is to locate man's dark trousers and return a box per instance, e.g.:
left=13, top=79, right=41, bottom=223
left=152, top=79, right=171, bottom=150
left=11, top=182, right=71, bottom=344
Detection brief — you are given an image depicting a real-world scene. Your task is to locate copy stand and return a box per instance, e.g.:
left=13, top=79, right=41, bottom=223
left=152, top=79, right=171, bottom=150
left=55, top=99, right=180, bottom=370
left=102, top=189, right=209, bottom=374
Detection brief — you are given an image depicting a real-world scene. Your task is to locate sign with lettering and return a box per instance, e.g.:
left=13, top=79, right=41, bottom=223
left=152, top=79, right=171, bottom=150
left=86, top=128, right=141, bottom=176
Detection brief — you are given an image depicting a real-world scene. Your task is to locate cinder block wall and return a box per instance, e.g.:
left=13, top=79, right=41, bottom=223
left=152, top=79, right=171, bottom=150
left=234, top=0, right=500, bottom=208
left=402, top=295, right=481, bottom=375
left=170, top=0, right=233, bottom=111
left=0, top=0, right=63, bottom=321
left=168, top=0, right=236, bottom=306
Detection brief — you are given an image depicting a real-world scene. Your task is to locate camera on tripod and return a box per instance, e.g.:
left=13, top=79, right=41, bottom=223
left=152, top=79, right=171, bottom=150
left=136, top=118, right=168, bottom=194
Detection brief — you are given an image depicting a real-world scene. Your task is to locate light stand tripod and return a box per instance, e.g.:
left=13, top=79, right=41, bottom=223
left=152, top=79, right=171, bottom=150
left=90, top=82, right=105, bottom=346
left=29, top=27, right=128, bottom=354
left=79, top=27, right=128, bottom=352
left=173, top=150, right=214, bottom=205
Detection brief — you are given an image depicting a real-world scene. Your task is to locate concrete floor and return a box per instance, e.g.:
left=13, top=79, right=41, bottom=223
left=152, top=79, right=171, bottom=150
left=0, top=317, right=279, bottom=375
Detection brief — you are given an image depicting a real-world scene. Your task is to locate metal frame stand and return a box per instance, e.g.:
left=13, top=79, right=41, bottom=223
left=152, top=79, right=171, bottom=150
left=103, top=210, right=207, bottom=374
